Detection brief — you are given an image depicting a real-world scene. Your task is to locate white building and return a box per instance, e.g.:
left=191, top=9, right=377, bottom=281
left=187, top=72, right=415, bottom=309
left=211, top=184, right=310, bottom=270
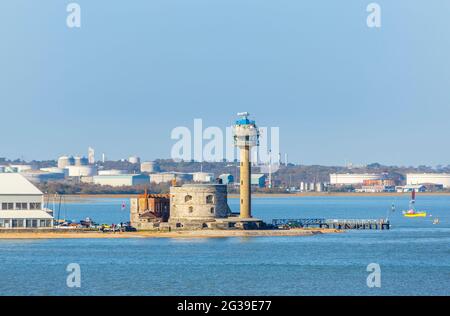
left=92, top=174, right=150, bottom=187
left=0, top=174, right=53, bottom=229
left=9, top=164, right=35, bottom=172
left=406, top=173, right=450, bottom=188
left=21, top=170, right=65, bottom=183
left=98, top=169, right=127, bottom=176
left=192, top=172, right=214, bottom=183
left=396, top=184, right=426, bottom=193
left=329, top=173, right=382, bottom=185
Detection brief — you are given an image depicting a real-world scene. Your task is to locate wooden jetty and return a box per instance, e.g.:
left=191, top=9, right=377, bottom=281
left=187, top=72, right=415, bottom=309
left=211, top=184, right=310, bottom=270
left=272, top=218, right=390, bottom=230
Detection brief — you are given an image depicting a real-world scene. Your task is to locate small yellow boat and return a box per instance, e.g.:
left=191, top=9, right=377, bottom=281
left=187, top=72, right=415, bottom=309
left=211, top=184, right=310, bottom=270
left=403, top=211, right=427, bottom=217
left=403, top=190, right=427, bottom=217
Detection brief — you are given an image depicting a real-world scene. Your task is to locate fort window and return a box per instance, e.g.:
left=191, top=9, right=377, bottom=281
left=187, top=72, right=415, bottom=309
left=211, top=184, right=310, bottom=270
left=188, top=206, right=194, bottom=213
left=210, top=207, right=214, bottom=214
left=206, top=195, right=214, bottom=204
left=185, top=195, right=192, bottom=202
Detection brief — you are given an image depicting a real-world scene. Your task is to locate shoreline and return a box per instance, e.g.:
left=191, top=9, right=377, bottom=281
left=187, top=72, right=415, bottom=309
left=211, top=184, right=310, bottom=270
left=0, top=228, right=341, bottom=239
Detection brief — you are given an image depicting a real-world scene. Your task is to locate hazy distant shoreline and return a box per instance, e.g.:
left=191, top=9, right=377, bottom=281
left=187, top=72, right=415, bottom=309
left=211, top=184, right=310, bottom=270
left=49, top=192, right=450, bottom=203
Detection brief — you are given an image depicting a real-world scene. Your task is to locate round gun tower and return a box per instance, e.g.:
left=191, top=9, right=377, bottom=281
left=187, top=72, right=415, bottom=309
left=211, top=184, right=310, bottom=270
left=233, top=112, right=260, bottom=219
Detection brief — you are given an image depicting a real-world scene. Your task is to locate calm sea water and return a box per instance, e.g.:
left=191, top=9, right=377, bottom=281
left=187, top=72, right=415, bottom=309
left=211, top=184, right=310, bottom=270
left=1, top=195, right=449, bottom=296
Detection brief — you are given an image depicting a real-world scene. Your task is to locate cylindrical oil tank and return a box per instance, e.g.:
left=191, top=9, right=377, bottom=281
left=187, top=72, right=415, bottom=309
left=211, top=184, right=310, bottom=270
left=128, top=156, right=141, bottom=164
left=57, top=155, right=75, bottom=168
left=140, top=161, right=160, bottom=173
left=67, top=165, right=97, bottom=177
left=74, top=156, right=89, bottom=166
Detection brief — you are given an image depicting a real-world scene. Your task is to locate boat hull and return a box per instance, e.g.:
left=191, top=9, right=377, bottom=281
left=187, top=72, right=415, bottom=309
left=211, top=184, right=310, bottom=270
left=403, top=212, right=427, bottom=217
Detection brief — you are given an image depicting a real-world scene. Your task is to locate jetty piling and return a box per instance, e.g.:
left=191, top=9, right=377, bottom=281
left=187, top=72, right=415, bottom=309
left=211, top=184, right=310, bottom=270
left=272, top=218, right=390, bottom=230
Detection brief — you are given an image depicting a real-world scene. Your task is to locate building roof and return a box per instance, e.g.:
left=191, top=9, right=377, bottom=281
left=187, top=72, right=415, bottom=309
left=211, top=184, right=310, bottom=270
left=251, top=174, right=266, bottom=179
left=401, top=184, right=426, bottom=189
left=0, top=210, right=53, bottom=219
left=0, top=173, right=43, bottom=195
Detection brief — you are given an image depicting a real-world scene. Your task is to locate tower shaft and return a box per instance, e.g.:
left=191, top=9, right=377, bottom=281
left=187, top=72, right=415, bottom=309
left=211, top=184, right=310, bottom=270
left=240, top=146, right=251, bottom=218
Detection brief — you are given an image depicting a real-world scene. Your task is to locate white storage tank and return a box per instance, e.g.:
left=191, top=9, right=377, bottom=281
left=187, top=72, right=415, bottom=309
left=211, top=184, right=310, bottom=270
left=128, top=156, right=141, bottom=164
left=57, top=156, right=75, bottom=168
left=74, top=156, right=89, bottom=166
left=140, top=161, right=160, bottom=173
left=67, top=165, right=97, bottom=177
left=300, top=182, right=305, bottom=191
left=316, top=182, right=324, bottom=192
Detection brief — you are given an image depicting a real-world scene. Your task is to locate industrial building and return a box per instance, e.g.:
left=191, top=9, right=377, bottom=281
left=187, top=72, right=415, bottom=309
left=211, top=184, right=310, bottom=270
left=299, top=182, right=327, bottom=192
left=406, top=173, right=450, bottom=188
left=219, top=174, right=234, bottom=185
left=98, top=169, right=127, bottom=176
left=58, top=155, right=90, bottom=168
left=356, top=179, right=396, bottom=193
left=149, top=172, right=193, bottom=184
left=329, top=173, right=382, bottom=185
left=251, top=174, right=266, bottom=188
left=40, top=167, right=68, bottom=176
left=21, top=170, right=65, bottom=183
left=140, top=161, right=160, bottom=173
left=9, top=164, right=35, bottom=172
left=57, top=154, right=97, bottom=179
left=0, top=174, right=53, bottom=229
left=0, top=164, right=36, bottom=173
left=93, top=174, right=150, bottom=187
left=396, top=184, right=427, bottom=193
left=74, top=156, right=89, bottom=166
left=2, top=166, right=19, bottom=173
left=57, top=155, right=75, bottom=168
left=192, top=172, right=214, bottom=183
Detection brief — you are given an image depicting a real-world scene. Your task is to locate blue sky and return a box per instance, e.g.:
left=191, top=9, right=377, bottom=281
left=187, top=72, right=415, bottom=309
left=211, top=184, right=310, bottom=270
left=1, top=1, right=449, bottom=166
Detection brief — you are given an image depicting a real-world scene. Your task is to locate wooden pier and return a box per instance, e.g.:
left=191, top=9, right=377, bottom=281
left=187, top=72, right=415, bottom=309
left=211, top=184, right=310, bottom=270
left=272, top=218, right=390, bottom=230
